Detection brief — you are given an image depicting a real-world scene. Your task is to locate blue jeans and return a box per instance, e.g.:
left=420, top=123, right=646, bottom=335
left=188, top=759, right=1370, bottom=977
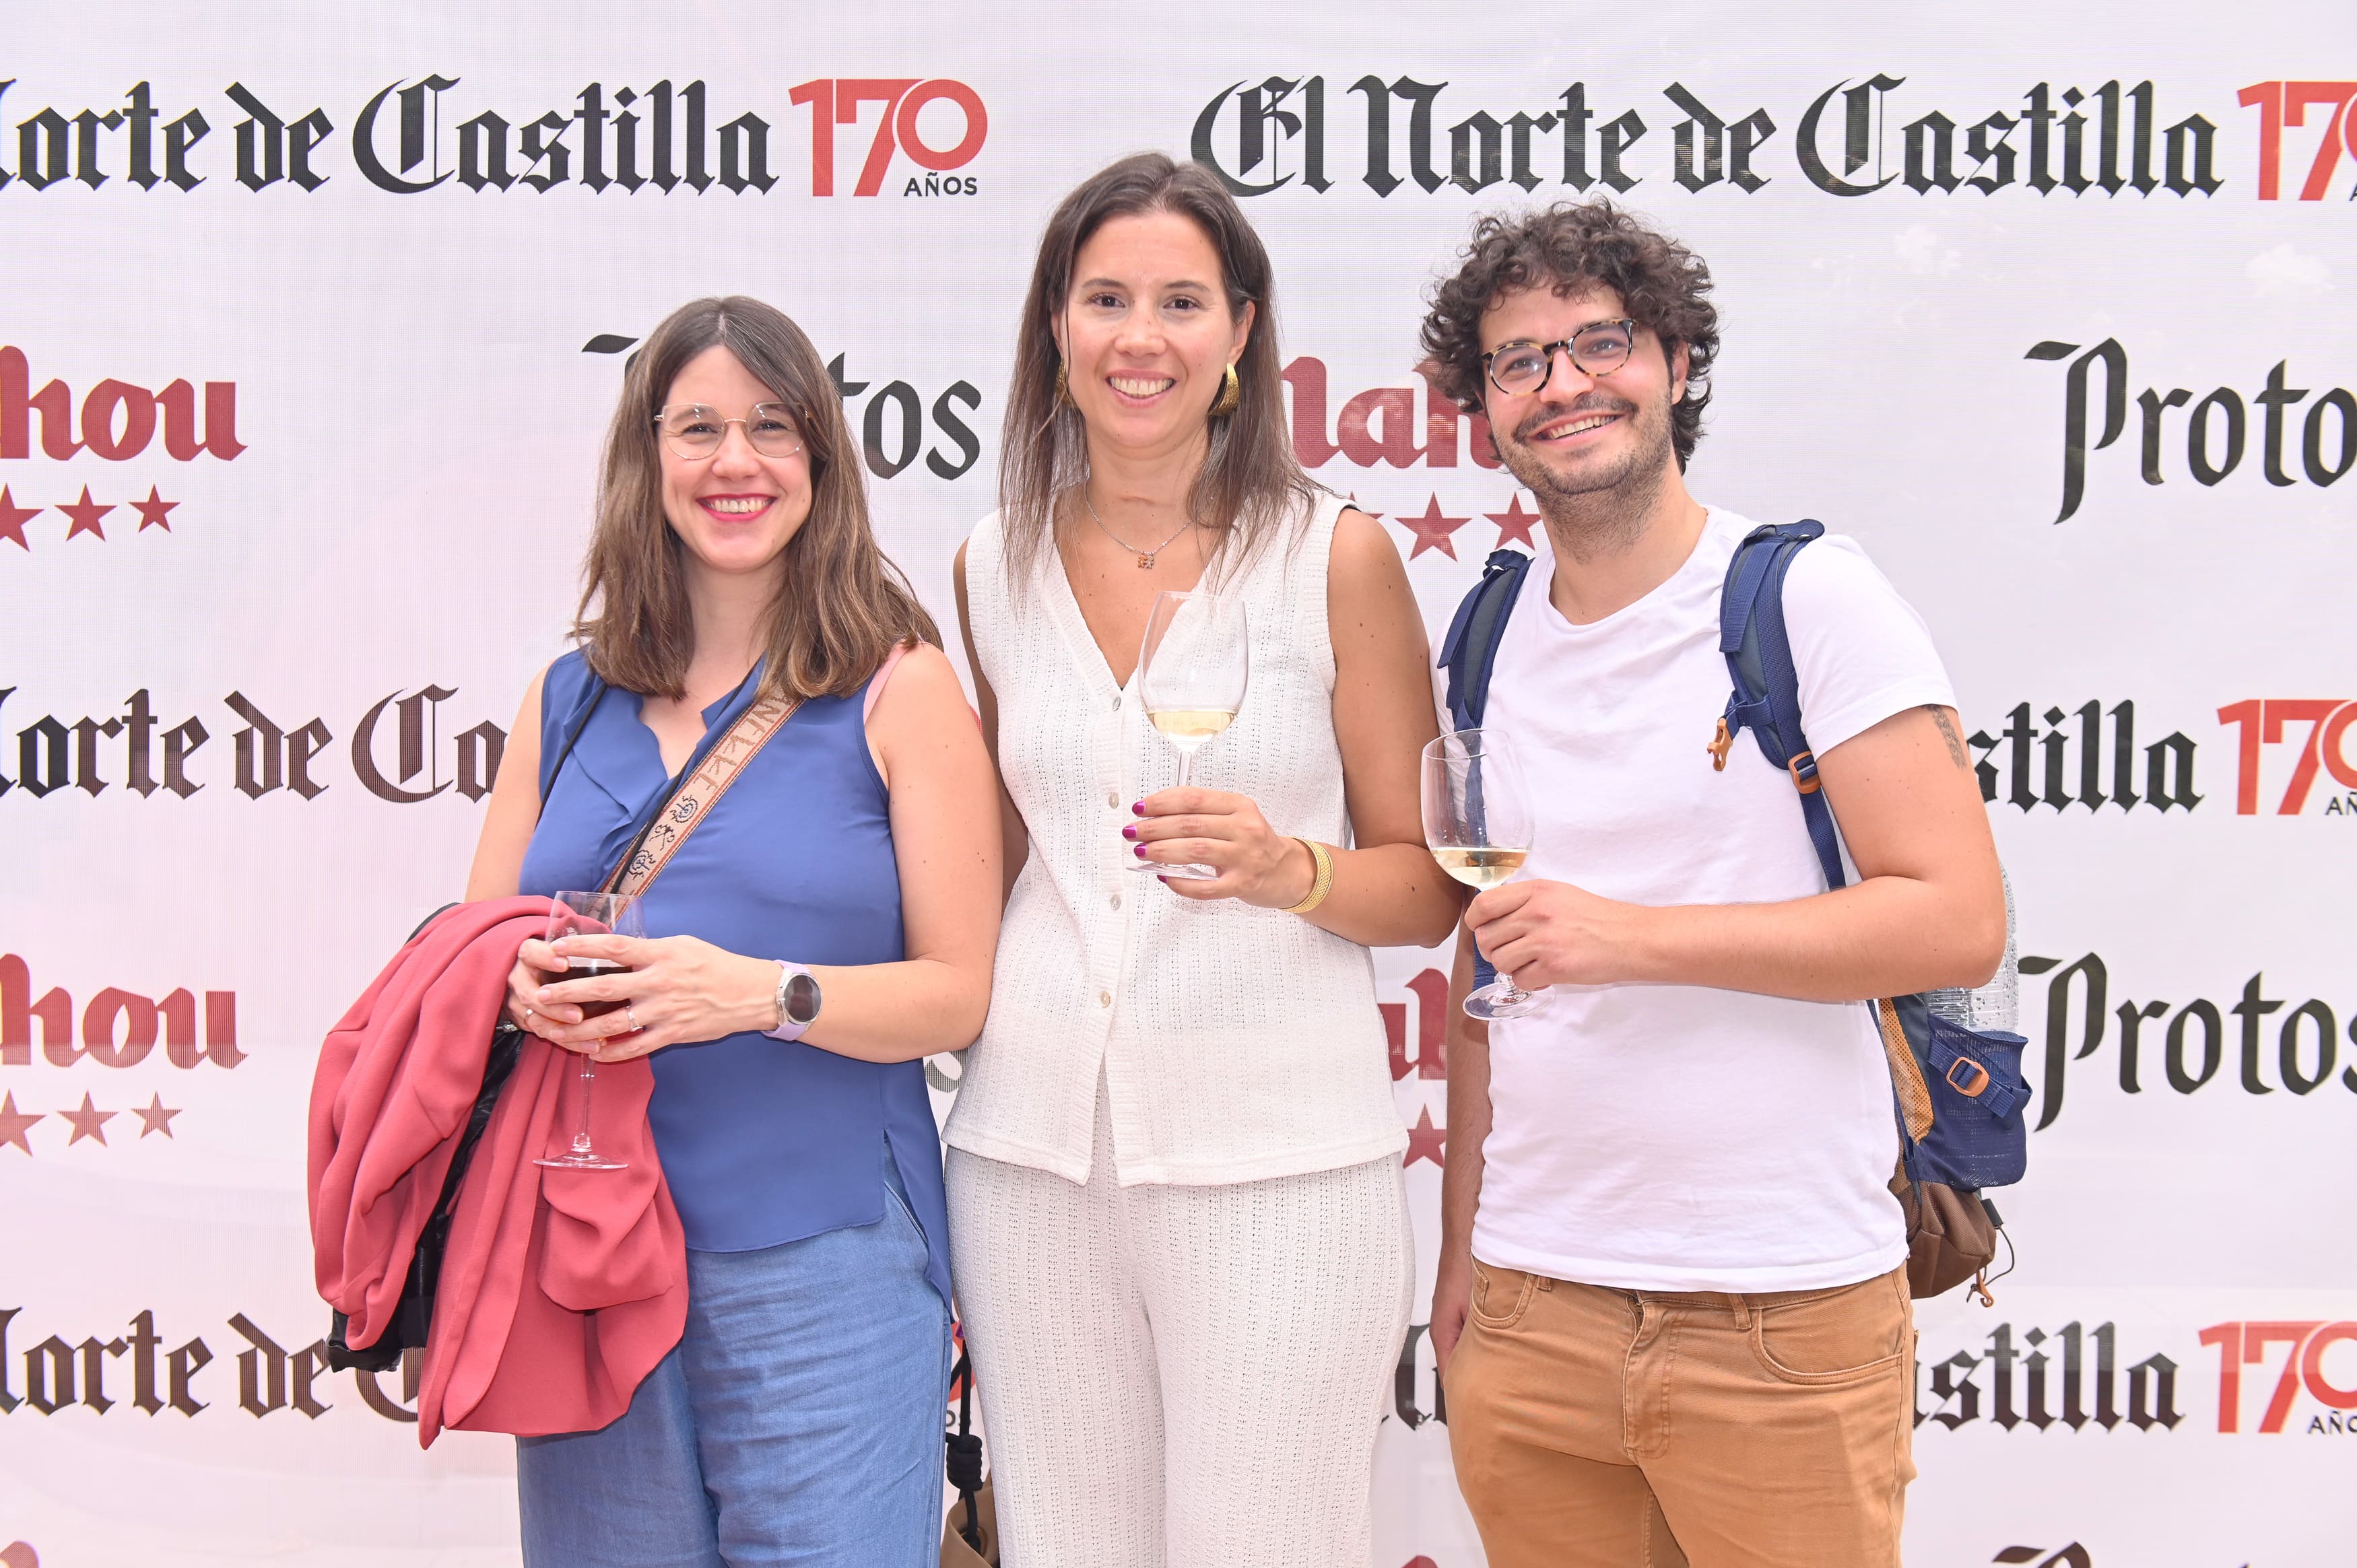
left=517, top=1159, right=952, bottom=1567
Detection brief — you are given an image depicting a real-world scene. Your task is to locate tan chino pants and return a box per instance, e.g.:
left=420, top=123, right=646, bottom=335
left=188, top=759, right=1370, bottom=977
left=1446, top=1264, right=1916, bottom=1568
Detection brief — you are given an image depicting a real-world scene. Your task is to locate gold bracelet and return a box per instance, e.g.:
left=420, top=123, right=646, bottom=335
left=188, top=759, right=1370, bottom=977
left=1281, top=838, right=1336, bottom=915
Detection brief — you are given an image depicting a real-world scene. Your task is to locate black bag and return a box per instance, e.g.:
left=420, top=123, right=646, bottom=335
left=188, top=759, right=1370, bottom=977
left=325, top=1022, right=523, bottom=1372
left=325, top=677, right=615, bottom=1373
left=940, top=1348, right=998, bottom=1565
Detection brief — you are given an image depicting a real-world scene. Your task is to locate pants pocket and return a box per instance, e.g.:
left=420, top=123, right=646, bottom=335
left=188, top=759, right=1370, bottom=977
left=879, top=1139, right=935, bottom=1282
left=885, top=1176, right=922, bottom=1236
left=1468, top=1262, right=1538, bottom=1330
left=1750, top=1270, right=1911, bottom=1386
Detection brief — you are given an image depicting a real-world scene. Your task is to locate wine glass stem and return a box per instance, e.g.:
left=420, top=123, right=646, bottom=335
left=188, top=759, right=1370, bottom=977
left=1176, top=750, right=1193, bottom=791
left=572, top=1058, right=597, bottom=1155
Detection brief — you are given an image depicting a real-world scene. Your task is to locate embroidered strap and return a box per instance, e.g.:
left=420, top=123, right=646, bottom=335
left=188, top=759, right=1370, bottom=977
left=607, top=692, right=801, bottom=899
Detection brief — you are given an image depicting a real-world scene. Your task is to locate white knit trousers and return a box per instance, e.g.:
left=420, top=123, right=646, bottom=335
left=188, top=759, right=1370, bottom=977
left=945, top=1079, right=1414, bottom=1568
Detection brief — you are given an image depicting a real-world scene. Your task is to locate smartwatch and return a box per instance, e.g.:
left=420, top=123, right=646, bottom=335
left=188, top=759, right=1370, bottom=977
left=765, top=961, right=822, bottom=1042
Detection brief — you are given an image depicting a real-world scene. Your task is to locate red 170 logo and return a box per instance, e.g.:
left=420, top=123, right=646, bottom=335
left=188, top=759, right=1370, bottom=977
left=2238, top=81, right=2357, bottom=200
left=787, top=79, right=987, bottom=196
left=2216, top=700, right=2357, bottom=815
left=2198, top=1320, right=2357, bottom=1432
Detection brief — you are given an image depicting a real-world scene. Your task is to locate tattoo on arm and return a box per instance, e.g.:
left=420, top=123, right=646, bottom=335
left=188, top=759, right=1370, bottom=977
left=1926, top=706, right=1970, bottom=771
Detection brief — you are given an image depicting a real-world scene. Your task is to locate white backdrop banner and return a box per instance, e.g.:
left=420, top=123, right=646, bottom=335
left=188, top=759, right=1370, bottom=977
left=3, top=3, right=2353, bottom=1565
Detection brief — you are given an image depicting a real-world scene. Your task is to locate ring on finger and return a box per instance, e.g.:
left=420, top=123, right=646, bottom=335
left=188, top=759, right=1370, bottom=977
left=626, top=1005, right=638, bottom=1034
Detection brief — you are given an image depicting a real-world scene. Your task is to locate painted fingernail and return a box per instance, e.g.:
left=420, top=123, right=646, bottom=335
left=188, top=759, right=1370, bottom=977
left=1122, top=825, right=1139, bottom=840
left=1133, top=844, right=1147, bottom=858
left=1131, top=800, right=1144, bottom=815
left=1156, top=876, right=1170, bottom=885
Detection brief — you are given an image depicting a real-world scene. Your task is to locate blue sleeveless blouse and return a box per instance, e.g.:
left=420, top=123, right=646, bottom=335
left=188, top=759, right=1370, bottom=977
left=519, top=650, right=951, bottom=1307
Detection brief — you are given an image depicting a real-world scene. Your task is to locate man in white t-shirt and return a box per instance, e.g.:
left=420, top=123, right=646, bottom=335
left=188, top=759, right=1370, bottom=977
left=1418, top=203, right=2005, bottom=1568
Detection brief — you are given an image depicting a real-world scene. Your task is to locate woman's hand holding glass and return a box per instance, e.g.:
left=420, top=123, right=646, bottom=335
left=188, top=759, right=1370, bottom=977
left=1124, top=587, right=1313, bottom=904
left=519, top=930, right=779, bottom=1064
left=1127, top=786, right=1316, bottom=906
left=1130, top=589, right=1250, bottom=882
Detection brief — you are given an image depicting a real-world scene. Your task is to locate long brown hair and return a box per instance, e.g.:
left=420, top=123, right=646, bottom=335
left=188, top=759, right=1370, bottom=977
left=574, top=296, right=939, bottom=701
left=999, top=152, right=1316, bottom=585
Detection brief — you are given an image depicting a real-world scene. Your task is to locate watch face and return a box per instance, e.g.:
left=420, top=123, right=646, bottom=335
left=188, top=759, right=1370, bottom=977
left=785, top=971, right=821, bottom=1025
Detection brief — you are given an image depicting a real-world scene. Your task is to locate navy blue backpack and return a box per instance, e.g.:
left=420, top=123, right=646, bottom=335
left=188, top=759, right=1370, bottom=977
left=1437, top=520, right=2029, bottom=1301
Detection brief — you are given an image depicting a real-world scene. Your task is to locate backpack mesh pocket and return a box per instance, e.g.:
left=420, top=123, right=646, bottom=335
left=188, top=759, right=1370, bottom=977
left=1908, top=1016, right=2029, bottom=1190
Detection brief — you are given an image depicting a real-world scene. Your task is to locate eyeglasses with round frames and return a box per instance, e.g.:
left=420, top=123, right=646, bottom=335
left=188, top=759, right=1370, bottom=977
left=653, top=403, right=807, bottom=460
left=1481, top=319, right=1639, bottom=397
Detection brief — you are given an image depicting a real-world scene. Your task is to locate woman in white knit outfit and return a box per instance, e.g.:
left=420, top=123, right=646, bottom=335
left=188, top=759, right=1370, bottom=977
left=946, top=153, right=1462, bottom=1566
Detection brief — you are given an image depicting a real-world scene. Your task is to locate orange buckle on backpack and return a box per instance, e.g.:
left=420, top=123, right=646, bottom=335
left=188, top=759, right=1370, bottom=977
left=1707, top=717, right=1735, bottom=771
left=1787, top=751, right=1821, bottom=794
left=1946, top=1057, right=1991, bottom=1097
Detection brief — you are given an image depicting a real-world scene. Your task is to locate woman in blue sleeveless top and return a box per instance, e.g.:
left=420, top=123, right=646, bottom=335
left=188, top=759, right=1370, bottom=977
left=462, top=296, right=1001, bottom=1566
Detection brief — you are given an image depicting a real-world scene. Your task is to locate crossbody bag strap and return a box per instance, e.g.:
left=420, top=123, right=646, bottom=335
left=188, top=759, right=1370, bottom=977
left=535, top=670, right=609, bottom=825
left=605, top=690, right=802, bottom=899
left=397, top=668, right=611, bottom=942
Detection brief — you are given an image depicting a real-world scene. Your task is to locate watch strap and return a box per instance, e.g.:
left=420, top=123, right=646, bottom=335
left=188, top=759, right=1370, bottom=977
left=764, top=961, right=820, bottom=1042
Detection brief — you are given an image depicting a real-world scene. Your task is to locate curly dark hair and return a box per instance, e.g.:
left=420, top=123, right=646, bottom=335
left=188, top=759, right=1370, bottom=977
left=1420, top=200, right=1719, bottom=468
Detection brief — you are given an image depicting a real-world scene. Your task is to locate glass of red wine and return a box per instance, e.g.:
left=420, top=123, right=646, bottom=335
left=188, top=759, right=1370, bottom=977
left=533, top=890, right=642, bottom=1172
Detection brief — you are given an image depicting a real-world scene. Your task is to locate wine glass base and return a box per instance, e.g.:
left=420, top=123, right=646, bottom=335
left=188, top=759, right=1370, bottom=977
left=1126, top=858, right=1218, bottom=879
left=535, top=1153, right=628, bottom=1171
left=1463, top=983, right=1552, bottom=1021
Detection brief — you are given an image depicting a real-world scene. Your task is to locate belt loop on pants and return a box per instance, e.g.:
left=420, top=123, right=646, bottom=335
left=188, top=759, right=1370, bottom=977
left=1725, top=1292, right=1754, bottom=1330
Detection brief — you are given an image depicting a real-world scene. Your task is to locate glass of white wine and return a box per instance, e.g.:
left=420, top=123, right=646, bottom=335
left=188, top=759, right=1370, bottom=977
left=1135, top=588, right=1249, bottom=880
left=1422, top=730, right=1552, bottom=1019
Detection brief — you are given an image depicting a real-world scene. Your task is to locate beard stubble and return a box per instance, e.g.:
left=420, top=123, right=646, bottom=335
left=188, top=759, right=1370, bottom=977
left=1493, top=388, right=1678, bottom=564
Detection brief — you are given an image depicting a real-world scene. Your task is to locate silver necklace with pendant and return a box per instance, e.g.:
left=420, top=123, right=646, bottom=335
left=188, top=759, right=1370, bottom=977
left=1082, top=485, right=1193, bottom=570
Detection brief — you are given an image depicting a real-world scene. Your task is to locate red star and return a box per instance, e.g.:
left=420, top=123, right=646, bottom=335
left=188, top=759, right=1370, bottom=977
left=59, top=486, right=113, bottom=541
left=60, top=1092, right=115, bottom=1146
left=133, top=1093, right=182, bottom=1138
left=1487, top=493, right=1543, bottom=550
left=1398, top=493, right=1471, bottom=561
left=1344, top=491, right=1385, bottom=524
left=131, top=485, right=178, bottom=533
left=1404, top=1103, right=1447, bottom=1167
left=0, top=1093, right=39, bottom=1155
left=0, top=487, right=37, bottom=551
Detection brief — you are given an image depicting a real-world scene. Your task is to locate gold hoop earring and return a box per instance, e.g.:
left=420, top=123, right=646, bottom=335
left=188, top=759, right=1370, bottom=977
left=1208, top=361, right=1241, bottom=419
left=1055, top=363, right=1077, bottom=409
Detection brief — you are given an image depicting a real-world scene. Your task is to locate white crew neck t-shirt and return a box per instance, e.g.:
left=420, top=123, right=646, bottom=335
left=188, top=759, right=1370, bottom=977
left=1472, top=506, right=1957, bottom=1293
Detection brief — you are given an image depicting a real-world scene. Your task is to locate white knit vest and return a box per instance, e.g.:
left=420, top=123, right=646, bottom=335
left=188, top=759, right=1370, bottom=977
left=946, top=491, right=1408, bottom=1186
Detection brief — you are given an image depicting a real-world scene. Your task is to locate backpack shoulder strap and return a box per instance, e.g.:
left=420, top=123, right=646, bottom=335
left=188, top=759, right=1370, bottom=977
left=1435, top=547, right=1535, bottom=989
left=1718, top=522, right=1960, bottom=1169
left=1438, top=547, right=1536, bottom=732
left=1715, top=519, right=1845, bottom=891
